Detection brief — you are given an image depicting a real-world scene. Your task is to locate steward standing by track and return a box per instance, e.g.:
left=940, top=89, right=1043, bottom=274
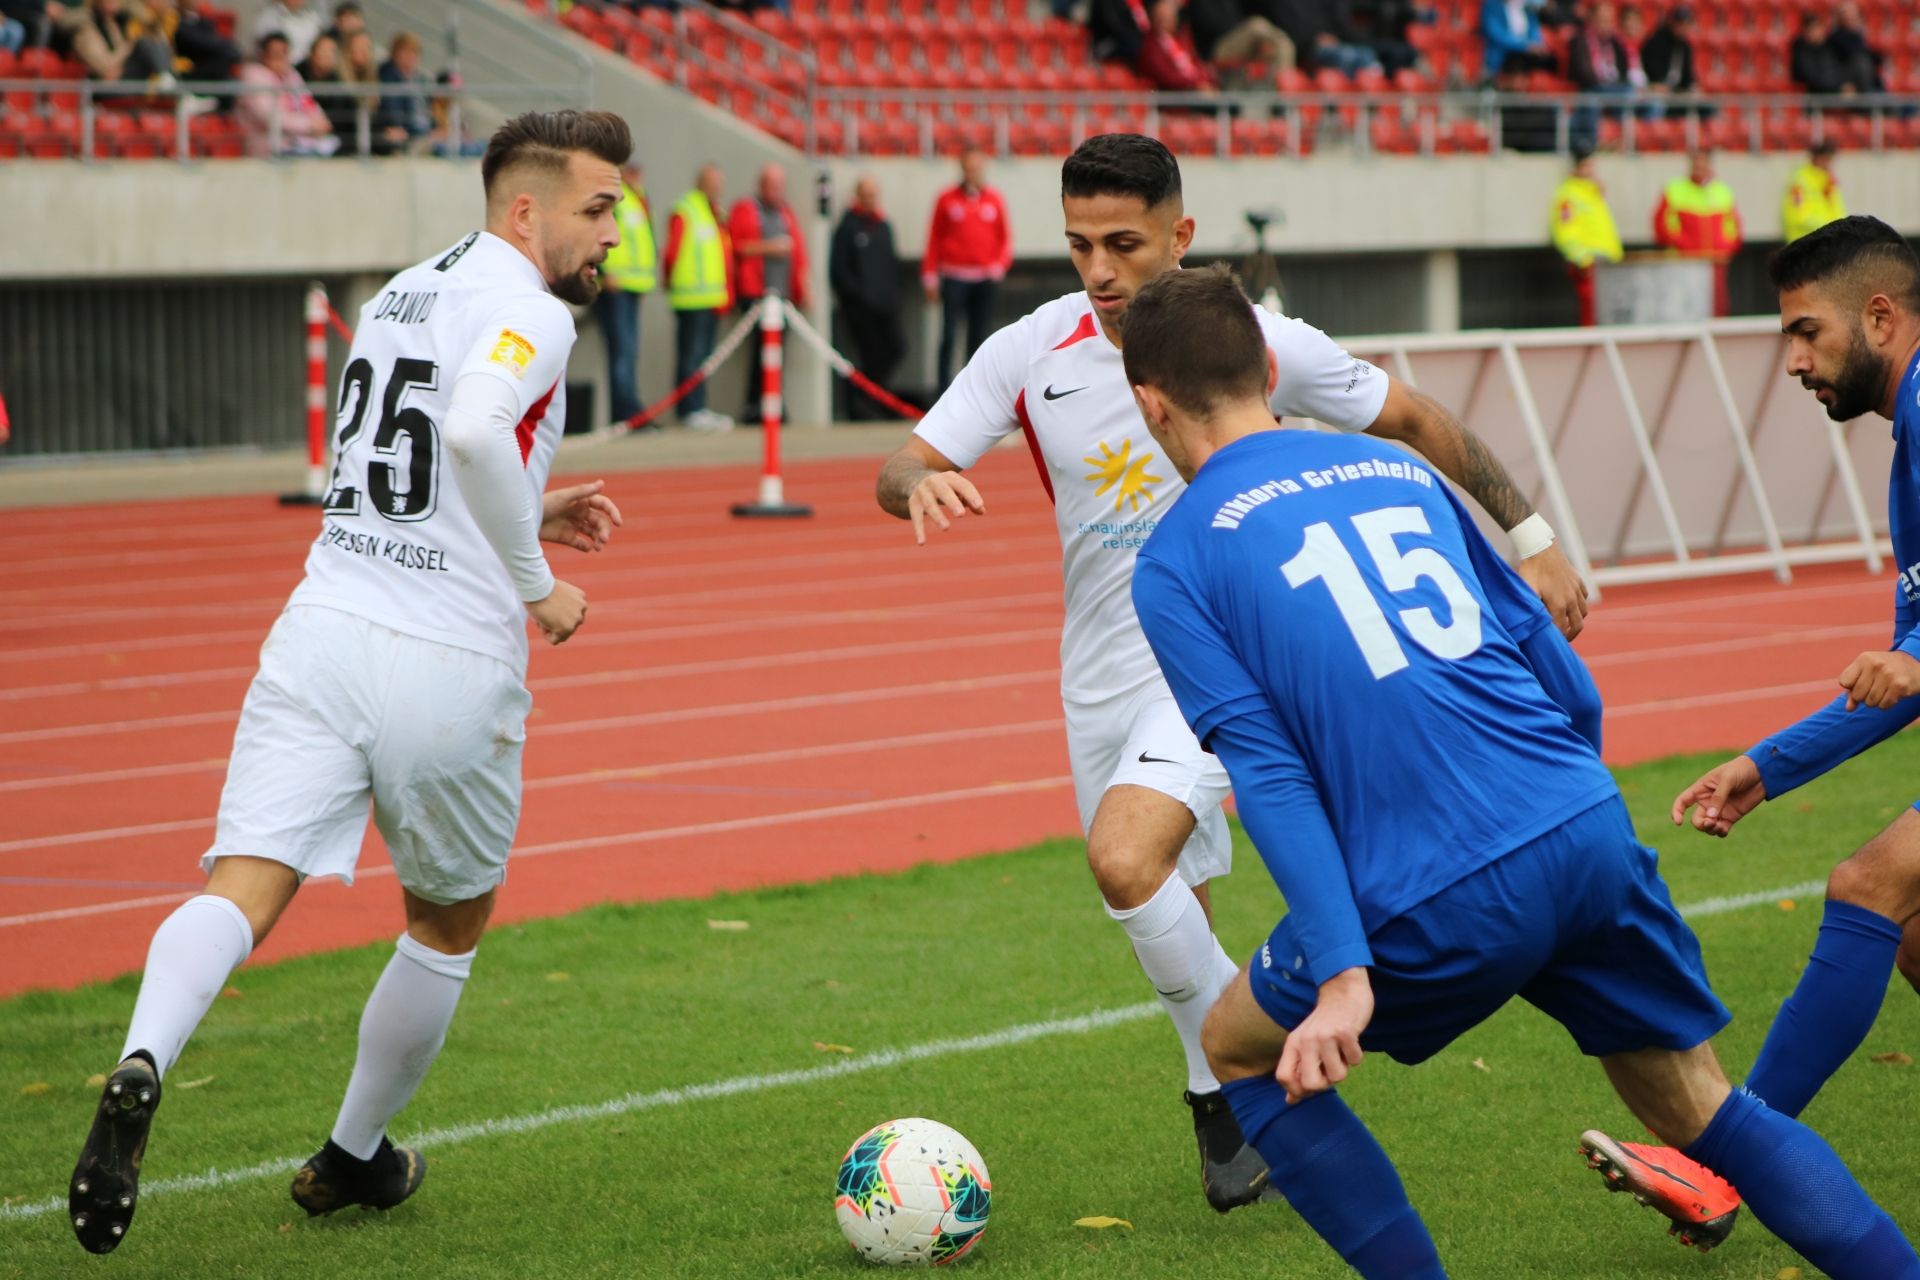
left=67, top=108, right=630, bottom=1256
left=595, top=151, right=657, bottom=428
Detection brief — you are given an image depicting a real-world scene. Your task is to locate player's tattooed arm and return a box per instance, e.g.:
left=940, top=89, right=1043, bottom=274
left=877, top=437, right=986, bottom=546
left=1367, top=377, right=1590, bottom=640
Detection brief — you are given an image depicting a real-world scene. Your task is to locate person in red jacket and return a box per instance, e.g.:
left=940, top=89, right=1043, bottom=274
left=922, top=148, right=1013, bottom=392
left=1653, top=149, right=1743, bottom=317
left=1137, top=0, right=1218, bottom=91
left=729, top=163, right=810, bottom=425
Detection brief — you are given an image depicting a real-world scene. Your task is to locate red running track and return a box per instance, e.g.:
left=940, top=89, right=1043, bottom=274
left=0, top=447, right=1898, bottom=995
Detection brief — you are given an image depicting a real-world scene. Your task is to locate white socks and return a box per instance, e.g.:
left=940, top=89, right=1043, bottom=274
left=1106, top=872, right=1239, bottom=1095
left=330, top=933, right=474, bottom=1160
left=121, top=894, right=254, bottom=1080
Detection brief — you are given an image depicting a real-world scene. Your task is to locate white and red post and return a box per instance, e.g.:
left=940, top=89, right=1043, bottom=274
left=731, top=296, right=812, bottom=518
left=280, top=281, right=330, bottom=506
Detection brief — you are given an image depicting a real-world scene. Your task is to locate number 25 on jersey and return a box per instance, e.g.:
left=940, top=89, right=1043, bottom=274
left=1282, top=505, right=1483, bottom=679
left=323, top=357, right=442, bottom=522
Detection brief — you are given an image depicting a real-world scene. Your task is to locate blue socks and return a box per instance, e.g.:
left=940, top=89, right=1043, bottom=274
left=1745, top=899, right=1901, bottom=1118
left=1684, top=1088, right=1920, bottom=1278
left=1222, top=1076, right=1446, bottom=1280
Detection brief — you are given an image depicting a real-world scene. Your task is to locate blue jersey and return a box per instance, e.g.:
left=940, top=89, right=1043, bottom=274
left=1750, top=347, right=1920, bottom=796
left=1134, top=429, right=1615, bottom=983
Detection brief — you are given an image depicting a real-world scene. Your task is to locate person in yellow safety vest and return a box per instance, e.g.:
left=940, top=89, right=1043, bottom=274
left=1653, top=149, right=1743, bottom=317
left=594, top=154, right=657, bottom=428
left=1784, top=139, right=1846, bottom=244
left=663, top=163, right=736, bottom=431
left=1552, top=148, right=1624, bottom=327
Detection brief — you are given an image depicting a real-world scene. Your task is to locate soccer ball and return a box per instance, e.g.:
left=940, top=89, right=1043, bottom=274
left=835, top=1117, right=992, bottom=1266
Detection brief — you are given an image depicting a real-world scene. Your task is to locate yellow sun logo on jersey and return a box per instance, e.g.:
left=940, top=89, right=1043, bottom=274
left=1084, top=438, right=1164, bottom=514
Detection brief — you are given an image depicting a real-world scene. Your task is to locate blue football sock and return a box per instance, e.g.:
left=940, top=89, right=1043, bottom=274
left=1684, top=1088, right=1920, bottom=1279
left=1222, top=1076, right=1446, bottom=1280
left=1745, top=899, right=1901, bottom=1117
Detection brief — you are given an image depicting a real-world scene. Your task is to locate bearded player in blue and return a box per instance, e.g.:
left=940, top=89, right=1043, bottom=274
left=1121, top=264, right=1920, bottom=1280
left=1590, top=218, right=1920, bottom=1246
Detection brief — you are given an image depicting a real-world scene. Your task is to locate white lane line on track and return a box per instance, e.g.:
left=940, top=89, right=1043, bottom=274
left=0, top=708, right=243, bottom=746
left=1591, top=577, right=1892, bottom=621
left=0, top=818, right=216, bottom=854
left=0, top=1003, right=1161, bottom=1226
left=1602, top=680, right=1839, bottom=719
left=0, top=777, right=1077, bottom=928
left=0, top=666, right=255, bottom=703
left=0, top=874, right=1846, bottom=1225
left=1581, top=624, right=1889, bottom=669
left=0, top=629, right=268, bottom=667
left=0, top=760, right=227, bottom=795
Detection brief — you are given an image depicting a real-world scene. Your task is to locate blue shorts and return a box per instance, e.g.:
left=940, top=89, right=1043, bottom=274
left=1249, top=797, right=1730, bottom=1063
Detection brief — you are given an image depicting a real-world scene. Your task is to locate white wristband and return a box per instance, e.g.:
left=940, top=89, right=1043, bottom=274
left=1510, top=512, right=1556, bottom=560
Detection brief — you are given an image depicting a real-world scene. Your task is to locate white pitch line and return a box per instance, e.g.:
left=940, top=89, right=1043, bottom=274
left=0, top=1003, right=1162, bottom=1225
left=1678, top=879, right=1827, bottom=918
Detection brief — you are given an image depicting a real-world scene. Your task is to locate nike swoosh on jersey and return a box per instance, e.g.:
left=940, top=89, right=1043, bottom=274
left=1043, top=383, right=1087, bottom=400
left=1138, top=751, right=1177, bottom=764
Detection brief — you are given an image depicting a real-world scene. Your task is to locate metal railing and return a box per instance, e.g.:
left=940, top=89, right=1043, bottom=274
left=1331, top=317, right=1889, bottom=595
left=0, top=78, right=583, bottom=162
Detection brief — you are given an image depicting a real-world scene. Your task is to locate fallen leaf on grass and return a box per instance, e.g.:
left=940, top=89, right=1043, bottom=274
left=85, top=1074, right=107, bottom=1088
left=1776, top=1268, right=1803, bottom=1279
left=1075, top=1217, right=1133, bottom=1231
left=1778, top=900, right=1797, bottom=911
left=707, top=920, right=749, bottom=931
left=175, top=1075, right=217, bottom=1090
left=813, top=1042, right=853, bottom=1054
left=1870, top=1052, right=1913, bottom=1066
left=278, top=1223, right=292, bottom=1233
left=546, top=972, right=570, bottom=982
left=1471, top=1058, right=1490, bottom=1073
left=19, top=1082, right=51, bottom=1096
left=221, top=987, right=243, bottom=999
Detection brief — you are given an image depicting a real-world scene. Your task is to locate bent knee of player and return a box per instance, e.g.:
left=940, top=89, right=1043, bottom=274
left=1825, top=843, right=1918, bottom=918
left=202, top=855, right=301, bottom=945
left=1201, top=977, right=1282, bottom=1084
left=1897, top=920, right=1920, bottom=992
left=1085, top=830, right=1183, bottom=910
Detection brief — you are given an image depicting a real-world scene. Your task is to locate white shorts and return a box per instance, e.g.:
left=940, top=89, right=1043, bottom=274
left=202, top=604, right=532, bottom=905
left=1063, top=677, right=1233, bottom=887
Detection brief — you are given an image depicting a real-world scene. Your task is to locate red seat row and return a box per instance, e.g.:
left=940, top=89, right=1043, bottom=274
left=0, top=107, right=243, bottom=159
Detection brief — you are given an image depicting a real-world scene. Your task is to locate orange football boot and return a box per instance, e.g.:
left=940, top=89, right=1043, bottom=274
left=1579, top=1129, right=1743, bottom=1252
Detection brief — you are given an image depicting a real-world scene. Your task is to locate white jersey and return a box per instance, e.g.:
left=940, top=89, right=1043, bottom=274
left=915, top=290, right=1390, bottom=704
left=289, top=232, right=574, bottom=673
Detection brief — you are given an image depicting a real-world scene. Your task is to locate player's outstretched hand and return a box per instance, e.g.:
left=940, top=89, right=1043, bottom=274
left=541, top=480, right=624, bottom=553
left=1840, top=649, right=1920, bottom=712
left=527, top=579, right=588, bottom=645
left=1671, top=754, right=1766, bottom=837
left=1514, top=544, right=1590, bottom=641
left=1277, top=967, right=1373, bottom=1105
left=908, top=470, right=985, bottom=545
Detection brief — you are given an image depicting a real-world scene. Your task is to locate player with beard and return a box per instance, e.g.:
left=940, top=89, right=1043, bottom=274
left=67, top=109, right=629, bottom=1254
left=1578, top=216, right=1920, bottom=1250
left=875, top=134, right=1590, bottom=1212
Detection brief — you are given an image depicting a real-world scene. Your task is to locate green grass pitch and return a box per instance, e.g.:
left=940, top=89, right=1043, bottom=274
left=4, top=738, right=1920, bottom=1278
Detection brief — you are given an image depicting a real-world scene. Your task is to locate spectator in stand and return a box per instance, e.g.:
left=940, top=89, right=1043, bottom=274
left=340, top=25, right=377, bottom=92
left=1551, top=147, right=1623, bottom=326
left=1783, top=139, right=1846, bottom=243
left=597, top=154, right=657, bottom=428
left=1640, top=3, right=1695, bottom=97
left=1089, top=0, right=1148, bottom=65
left=830, top=176, right=908, bottom=421
left=236, top=31, right=337, bottom=155
left=1569, top=1, right=1634, bottom=149
left=1298, top=0, right=1379, bottom=75
left=0, top=0, right=59, bottom=51
left=1137, top=0, right=1217, bottom=91
left=1791, top=10, right=1848, bottom=95
left=428, top=70, right=483, bottom=156
left=1190, top=0, right=1293, bottom=85
left=57, top=0, right=173, bottom=82
left=922, top=147, right=1011, bottom=393
left=325, top=0, right=367, bottom=47
left=171, top=0, right=239, bottom=80
left=299, top=32, right=356, bottom=139
left=1826, top=0, right=1882, bottom=94
left=1654, top=149, right=1741, bottom=316
left=1346, top=0, right=1431, bottom=77
left=1, top=14, right=22, bottom=51
left=1480, top=0, right=1555, bottom=80
left=253, top=0, right=323, bottom=65
left=665, top=163, right=735, bottom=432
left=728, top=162, right=809, bottom=425
left=375, top=30, right=432, bottom=153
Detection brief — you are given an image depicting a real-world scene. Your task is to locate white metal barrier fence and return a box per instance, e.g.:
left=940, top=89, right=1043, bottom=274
left=1331, top=317, right=1892, bottom=598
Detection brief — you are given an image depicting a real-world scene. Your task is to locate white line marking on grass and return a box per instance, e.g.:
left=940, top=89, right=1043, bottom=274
left=1678, top=880, right=1827, bottom=918
left=0, top=1003, right=1162, bottom=1225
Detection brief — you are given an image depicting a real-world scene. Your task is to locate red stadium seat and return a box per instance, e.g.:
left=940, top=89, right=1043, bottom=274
left=1312, top=66, right=1351, bottom=92
left=1391, top=67, right=1433, bottom=92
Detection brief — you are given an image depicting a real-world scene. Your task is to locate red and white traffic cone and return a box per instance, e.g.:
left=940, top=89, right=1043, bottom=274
left=280, top=282, right=330, bottom=507
left=731, top=297, right=812, bottom=518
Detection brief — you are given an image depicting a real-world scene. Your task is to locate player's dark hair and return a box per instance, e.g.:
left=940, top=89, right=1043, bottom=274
left=1121, top=264, right=1268, bottom=418
left=1768, top=216, right=1920, bottom=313
left=1061, top=133, right=1182, bottom=210
left=482, top=110, right=633, bottom=201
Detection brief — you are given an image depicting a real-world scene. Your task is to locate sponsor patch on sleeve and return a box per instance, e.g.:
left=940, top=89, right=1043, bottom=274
left=488, top=329, right=536, bottom=378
